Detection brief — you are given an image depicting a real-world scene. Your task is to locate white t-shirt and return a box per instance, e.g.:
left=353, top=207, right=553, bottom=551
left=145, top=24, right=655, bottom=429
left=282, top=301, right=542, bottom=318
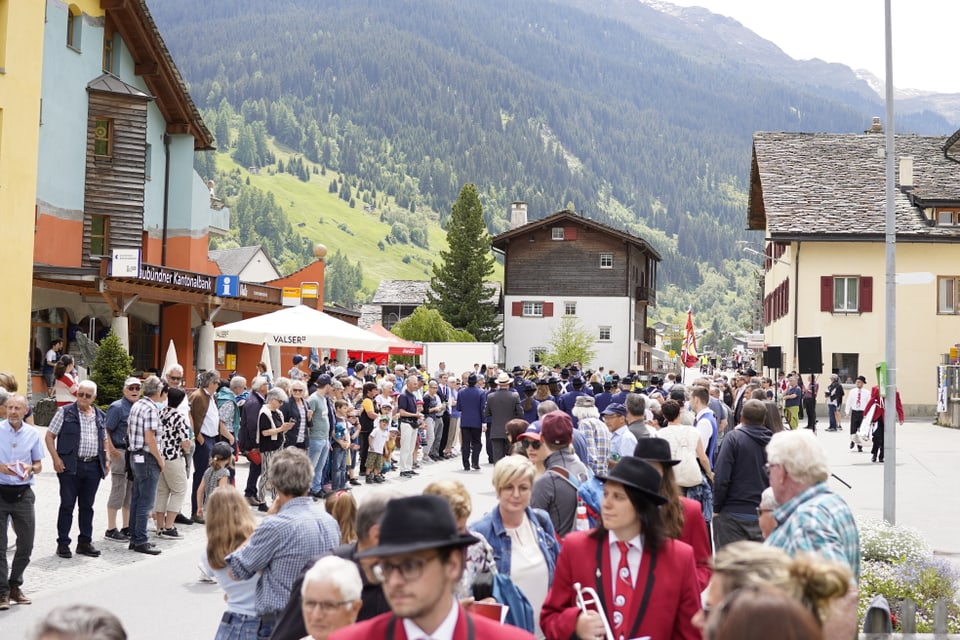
left=507, top=515, right=550, bottom=639
left=369, top=426, right=390, bottom=455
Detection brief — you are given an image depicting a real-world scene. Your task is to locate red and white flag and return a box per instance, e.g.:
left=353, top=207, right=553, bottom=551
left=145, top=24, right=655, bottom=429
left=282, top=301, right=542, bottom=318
left=681, top=308, right=699, bottom=368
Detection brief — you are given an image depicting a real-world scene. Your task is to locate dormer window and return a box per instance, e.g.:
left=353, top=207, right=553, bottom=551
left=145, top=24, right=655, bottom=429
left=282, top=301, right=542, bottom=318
left=936, top=208, right=960, bottom=225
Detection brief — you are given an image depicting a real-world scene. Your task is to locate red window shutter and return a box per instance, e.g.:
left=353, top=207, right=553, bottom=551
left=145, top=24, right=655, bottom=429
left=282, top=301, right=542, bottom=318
left=512, top=301, right=523, bottom=316
left=820, top=276, right=833, bottom=312
left=859, top=276, right=873, bottom=312
left=543, top=302, right=554, bottom=317
left=565, top=227, right=578, bottom=240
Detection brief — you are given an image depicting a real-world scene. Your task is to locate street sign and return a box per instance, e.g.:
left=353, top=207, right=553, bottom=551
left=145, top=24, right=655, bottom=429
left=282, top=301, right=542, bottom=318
left=110, top=249, right=140, bottom=277
left=301, top=282, right=319, bottom=299
left=215, top=275, right=240, bottom=298
left=282, top=287, right=301, bottom=306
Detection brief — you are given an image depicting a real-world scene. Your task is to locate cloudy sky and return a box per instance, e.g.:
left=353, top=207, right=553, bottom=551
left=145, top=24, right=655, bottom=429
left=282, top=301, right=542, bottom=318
left=666, top=0, right=959, bottom=93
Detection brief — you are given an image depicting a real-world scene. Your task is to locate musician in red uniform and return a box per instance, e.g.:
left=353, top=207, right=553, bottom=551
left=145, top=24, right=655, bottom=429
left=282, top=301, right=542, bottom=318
left=330, top=494, right=534, bottom=640
left=540, top=457, right=702, bottom=640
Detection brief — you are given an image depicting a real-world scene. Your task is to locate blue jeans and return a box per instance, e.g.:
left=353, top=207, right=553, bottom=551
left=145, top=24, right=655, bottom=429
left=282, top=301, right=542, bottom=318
left=828, top=404, right=840, bottom=430
left=129, top=455, right=161, bottom=546
left=56, top=459, right=102, bottom=545
left=307, top=438, right=330, bottom=494
left=214, top=611, right=259, bottom=640
left=330, top=446, right=346, bottom=490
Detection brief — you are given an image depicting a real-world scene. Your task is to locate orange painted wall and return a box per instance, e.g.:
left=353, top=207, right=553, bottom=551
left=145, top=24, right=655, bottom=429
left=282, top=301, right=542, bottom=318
left=161, top=304, right=195, bottom=384
left=34, top=214, right=83, bottom=266
left=143, top=234, right=221, bottom=274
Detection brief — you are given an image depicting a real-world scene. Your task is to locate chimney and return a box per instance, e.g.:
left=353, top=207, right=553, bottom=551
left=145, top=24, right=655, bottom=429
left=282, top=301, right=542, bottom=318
left=866, top=116, right=883, bottom=134
left=510, top=201, right=528, bottom=229
left=899, top=156, right=914, bottom=189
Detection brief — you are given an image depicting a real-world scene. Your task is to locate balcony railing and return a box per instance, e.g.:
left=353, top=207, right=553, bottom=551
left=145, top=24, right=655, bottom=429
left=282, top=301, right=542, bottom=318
left=635, top=286, right=656, bottom=305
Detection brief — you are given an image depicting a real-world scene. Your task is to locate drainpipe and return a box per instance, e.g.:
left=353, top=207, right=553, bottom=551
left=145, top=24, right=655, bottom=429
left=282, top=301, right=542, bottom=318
left=161, top=133, right=171, bottom=266
left=792, top=241, right=801, bottom=369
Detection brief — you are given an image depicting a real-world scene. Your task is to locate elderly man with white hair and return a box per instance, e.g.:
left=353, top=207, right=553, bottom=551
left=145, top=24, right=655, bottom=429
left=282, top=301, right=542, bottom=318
left=299, top=555, right=363, bottom=640
left=45, top=380, right=108, bottom=560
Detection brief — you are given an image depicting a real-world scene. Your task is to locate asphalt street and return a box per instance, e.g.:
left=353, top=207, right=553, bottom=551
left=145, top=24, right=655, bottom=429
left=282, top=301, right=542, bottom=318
left=3, top=416, right=958, bottom=638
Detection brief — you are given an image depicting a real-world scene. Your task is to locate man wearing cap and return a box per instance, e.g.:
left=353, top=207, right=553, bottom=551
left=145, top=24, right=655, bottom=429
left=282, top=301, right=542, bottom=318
left=103, top=377, right=140, bottom=542
left=483, top=372, right=523, bottom=464
left=601, top=403, right=637, bottom=467
left=456, top=374, right=485, bottom=471
left=330, top=494, right=534, bottom=640
left=845, top=375, right=868, bottom=452
left=532, top=411, right=591, bottom=536
left=45, top=380, right=108, bottom=560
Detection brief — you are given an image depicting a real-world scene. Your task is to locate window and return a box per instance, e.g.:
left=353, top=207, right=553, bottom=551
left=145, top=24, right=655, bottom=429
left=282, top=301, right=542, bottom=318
left=832, top=353, right=859, bottom=384
left=936, top=209, right=960, bottom=225
left=551, top=227, right=564, bottom=241
left=820, top=276, right=872, bottom=314
left=530, top=348, right=547, bottom=364
left=599, top=326, right=612, bottom=341
left=102, top=32, right=115, bottom=73
left=144, top=143, right=152, bottom=180
left=833, top=277, right=859, bottom=313
left=938, top=276, right=960, bottom=314
left=90, top=215, right=108, bottom=256
left=93, top=118, right=112, bottom=157
left=66, top=4, right=81, bottom=50
left=600, top=253, right=613, bottom=269
left=564, top=301, right=576, bottom=316
left=522, top=302, right=544, bottom=317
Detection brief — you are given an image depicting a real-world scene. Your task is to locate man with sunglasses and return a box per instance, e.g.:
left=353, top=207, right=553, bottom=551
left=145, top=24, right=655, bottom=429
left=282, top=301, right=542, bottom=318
left=330, top=494, right=534, bottom=640
left=45, top=380, right=109, bottom=559
left=102, top=377, right=140, bottom=542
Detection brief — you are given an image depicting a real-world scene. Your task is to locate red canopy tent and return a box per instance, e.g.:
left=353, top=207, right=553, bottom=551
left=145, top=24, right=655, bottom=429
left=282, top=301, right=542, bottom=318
left=348, top=323, right=423, bottom=365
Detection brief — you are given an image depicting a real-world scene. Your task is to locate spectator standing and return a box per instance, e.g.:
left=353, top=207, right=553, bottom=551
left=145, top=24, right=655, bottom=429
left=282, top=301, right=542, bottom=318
left=103, top=378, right=139, bottom=542
left=240, top=376, right=268, bottom=507
left=0, top=395, right=43, bottom=608
left=189, top=371, right=226, bottom=522
left=45, top=380, right=107, bottom=559
left=258, top=388, right=293, bottom=508
left=531, top=411, right=591, bottom=537
left=153, top=386, right=192, bottom=539
left=125, top=376, right=165, bottom=555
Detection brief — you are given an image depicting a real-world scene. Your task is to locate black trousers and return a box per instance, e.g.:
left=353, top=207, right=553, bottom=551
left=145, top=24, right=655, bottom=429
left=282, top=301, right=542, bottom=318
left=244, top=460, right=261, bottom=498
left=439, top=413, right=452, bottom=452
left=461, top=427, right=483, bottom=469
left=358, top=429, right=372, bottom=472
left=871, top=421, right=885, bottom=460
left=484, top=427, right=493, bottom=463
left=56, top=460, right=101, bottom=545
left=803, top=398, right=817, bottom=431
left=489, top=437, right=508, bottom=464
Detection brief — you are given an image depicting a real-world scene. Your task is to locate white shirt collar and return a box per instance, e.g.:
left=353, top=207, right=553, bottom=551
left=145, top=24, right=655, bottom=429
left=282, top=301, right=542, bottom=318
left=607, top=529, right=643, bottom=553
left=402, top=597, right=459, bottom=640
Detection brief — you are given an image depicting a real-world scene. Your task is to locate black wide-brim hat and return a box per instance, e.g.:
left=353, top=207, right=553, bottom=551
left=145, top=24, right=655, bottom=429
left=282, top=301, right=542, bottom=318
left=602, top=457, right=668, bottom=506
left=633, top=438, right=680, bottom=467
left=357, top=494, right=478, bottom=558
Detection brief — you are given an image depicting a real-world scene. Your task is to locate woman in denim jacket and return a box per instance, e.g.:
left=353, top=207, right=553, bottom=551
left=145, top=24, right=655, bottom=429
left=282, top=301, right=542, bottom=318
left=471, top=455, right=559, bottom=638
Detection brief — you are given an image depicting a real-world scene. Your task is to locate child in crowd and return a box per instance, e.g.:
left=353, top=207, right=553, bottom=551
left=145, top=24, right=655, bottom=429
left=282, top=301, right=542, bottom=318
left=366, top=414, right=391, bottom=484
left=324, top=490, right=358, bottom=545
left=331, top=400, right=351, bottom=490
left=195, top=442, right=233, bottom=521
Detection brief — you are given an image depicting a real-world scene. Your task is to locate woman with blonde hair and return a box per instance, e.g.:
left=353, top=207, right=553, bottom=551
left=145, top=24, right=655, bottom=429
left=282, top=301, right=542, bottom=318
left=324, top=490, right=357, bottom=545
left=201, top=486, right=259, bottom=640
left=693, top=540, right=851, bottom=635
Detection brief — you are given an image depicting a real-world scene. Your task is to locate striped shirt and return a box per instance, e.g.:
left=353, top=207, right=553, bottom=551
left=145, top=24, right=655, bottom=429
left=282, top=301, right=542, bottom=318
left=766, top=481, right=861, bottom=580
left=127, top=397, right=160, bottom=452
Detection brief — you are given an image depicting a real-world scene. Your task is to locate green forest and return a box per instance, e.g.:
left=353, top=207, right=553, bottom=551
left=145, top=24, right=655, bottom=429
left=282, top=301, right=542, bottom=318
left=150, top=0, right=920, bottom=333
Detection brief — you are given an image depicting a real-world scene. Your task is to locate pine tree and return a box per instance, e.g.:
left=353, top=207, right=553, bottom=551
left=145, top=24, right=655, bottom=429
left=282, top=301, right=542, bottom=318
left=428, top=183, right=500, bottom=342
left=89, top=331, right=134, bottom=406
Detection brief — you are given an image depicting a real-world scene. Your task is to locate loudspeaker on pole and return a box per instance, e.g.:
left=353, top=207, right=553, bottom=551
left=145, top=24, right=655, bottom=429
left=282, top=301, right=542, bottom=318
left=797, top=337, right=823, bottom=374
left=764, top=346, right=782, bottom=370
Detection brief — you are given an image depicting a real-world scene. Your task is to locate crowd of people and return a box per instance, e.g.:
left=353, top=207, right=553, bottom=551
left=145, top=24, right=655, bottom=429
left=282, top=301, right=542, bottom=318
left=0, top=358, right=873, bottom=639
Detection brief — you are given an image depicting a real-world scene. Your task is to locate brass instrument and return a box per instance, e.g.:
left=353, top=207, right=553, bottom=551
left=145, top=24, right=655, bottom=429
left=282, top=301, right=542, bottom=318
left=573, top=581, right=615, bottom=640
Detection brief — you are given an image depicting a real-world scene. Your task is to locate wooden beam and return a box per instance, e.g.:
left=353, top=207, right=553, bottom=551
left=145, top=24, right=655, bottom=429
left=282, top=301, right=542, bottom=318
left=134, top=60, right=159, bottom=76
left=100, top=0, right=128, bottom=9
left=98, top=291, right=122, bottom=314
left=166, top=122, right=190, bottom=135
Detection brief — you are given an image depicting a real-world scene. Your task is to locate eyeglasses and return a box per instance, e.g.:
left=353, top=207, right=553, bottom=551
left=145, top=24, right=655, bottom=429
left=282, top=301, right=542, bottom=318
left=372, top=553, right=440, bottom=582
left=303, top=599, right=354, bottom=614
left=292, top=389, right=304, bottom=393
left=168, top=376, right=183, bottom=382
left=126, top=385, right=141, bottom=391
left=521, top=439, right=542, bottom=450
left=77, top=392, right=95, bottom=399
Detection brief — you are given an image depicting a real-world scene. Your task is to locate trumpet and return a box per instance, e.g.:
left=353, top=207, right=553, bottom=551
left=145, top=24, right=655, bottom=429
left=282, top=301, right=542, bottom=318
left=574, top=582, right=615, bottom=640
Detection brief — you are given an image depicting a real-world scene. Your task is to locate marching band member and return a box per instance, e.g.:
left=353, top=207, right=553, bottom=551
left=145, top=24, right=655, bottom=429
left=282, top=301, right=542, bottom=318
left=540, top=457, right=701, bottom=640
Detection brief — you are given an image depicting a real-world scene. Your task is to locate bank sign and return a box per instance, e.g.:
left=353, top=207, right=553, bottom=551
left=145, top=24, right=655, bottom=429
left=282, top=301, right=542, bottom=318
left=138, top=264, right=213, bottom=292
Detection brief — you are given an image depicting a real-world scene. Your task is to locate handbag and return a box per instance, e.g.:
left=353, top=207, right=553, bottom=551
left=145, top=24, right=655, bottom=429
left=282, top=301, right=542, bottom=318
left=245, top=449, right=262, bottom=465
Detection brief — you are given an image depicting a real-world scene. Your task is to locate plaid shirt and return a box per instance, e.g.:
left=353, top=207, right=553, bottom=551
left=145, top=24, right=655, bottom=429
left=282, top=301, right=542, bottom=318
left=766, top=481, right=861, bottom=580
left=577, top=417, right=611, bottom=478
left=226, top=496, right=340, bottom=615
left=127, top=397, right=160, bottom=452
left=48, top=404, right=100, bottom=458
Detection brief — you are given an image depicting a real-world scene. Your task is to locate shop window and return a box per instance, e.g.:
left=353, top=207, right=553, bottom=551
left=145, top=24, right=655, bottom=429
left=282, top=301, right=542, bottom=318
left=93, top=118, right=112, bottom=157
left=90, top=215, right=109, bottom=256
left=66, top=4, right=81, bottom=51
left=832, top=353, right=859, bottom=384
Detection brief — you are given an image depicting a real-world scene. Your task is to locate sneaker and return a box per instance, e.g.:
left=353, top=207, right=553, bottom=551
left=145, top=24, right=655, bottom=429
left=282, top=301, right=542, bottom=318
left=105, top=528, right=129, bottom=542
left=159, top=528, right=182, bottom=540
left=366, top=475, right=375, bottom=484
left=198, top=563, right=216, bottom=583
left=374, top=475, right=385, bottom=483
left=120, top=526, right=131, bottom=537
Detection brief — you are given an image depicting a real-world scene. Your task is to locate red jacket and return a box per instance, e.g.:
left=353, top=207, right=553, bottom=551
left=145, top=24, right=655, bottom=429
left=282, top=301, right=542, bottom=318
left=680, top=497, right=712, bottom=592
left=541, top=531, right=702, bottom=640
left=864, top=386, right=904, bottom=425
left=329, top=606, right=535, bottom=640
